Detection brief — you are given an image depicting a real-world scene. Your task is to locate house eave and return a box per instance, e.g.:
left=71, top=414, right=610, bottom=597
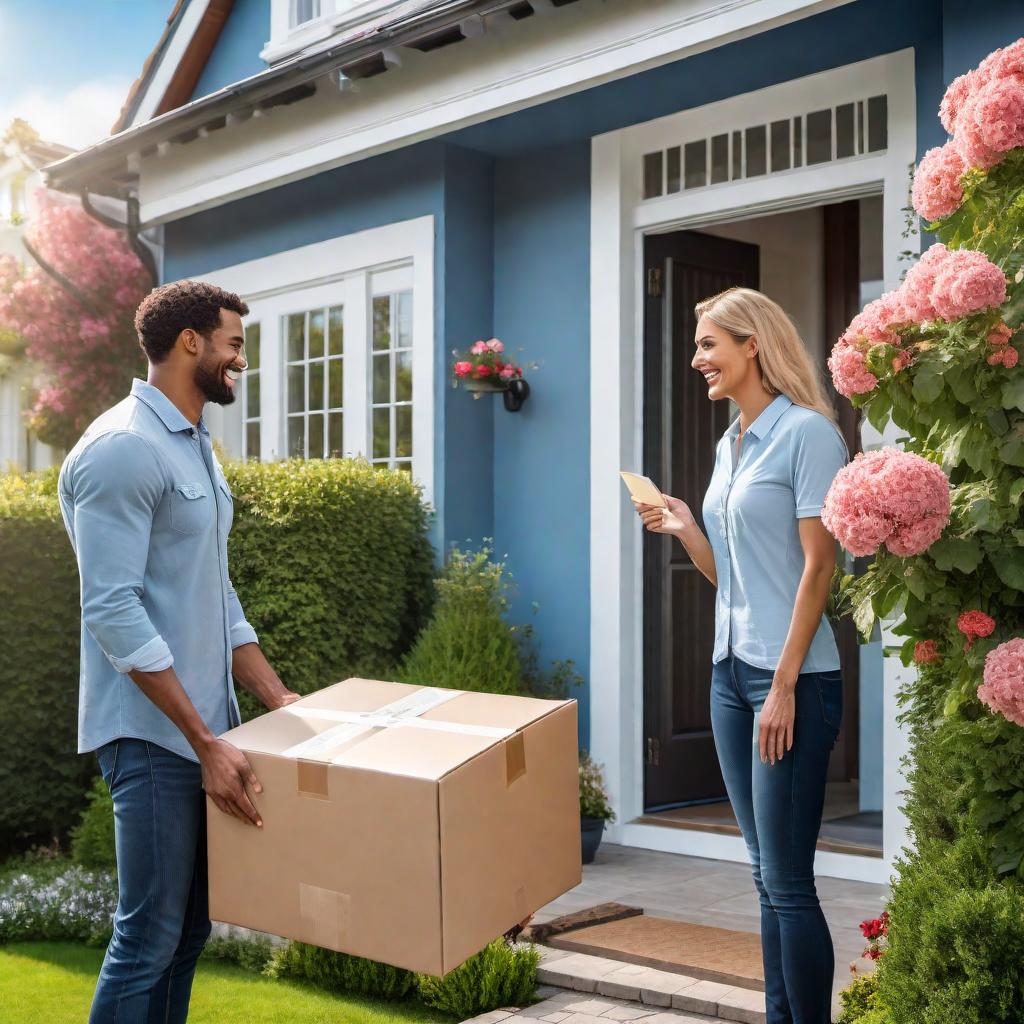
left=44, top=0, right=567, bottom=198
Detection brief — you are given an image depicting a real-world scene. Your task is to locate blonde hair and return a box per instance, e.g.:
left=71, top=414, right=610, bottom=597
left=694, top=286, right=837, bottom=424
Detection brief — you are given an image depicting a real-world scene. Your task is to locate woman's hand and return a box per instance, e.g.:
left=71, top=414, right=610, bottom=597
left=633, top=494, right=696, bottom=536
left=758, top=681, right=796, bottom=766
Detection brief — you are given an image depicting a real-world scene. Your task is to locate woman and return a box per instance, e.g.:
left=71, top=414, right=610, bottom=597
left=634, top=286, right=848, bottom=1024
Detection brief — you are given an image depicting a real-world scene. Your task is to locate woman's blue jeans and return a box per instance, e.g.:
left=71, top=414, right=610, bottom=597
left=710, top=653, right=843, bottom=1024
left=90, top=739, right=211, bottom=1024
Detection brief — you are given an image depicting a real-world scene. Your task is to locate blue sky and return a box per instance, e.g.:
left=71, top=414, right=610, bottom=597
left=0, top=0, right=172, bottom=148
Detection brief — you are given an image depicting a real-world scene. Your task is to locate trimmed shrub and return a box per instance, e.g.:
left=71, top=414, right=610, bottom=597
left=416, top=939, right=540, bottom=1018
left=0, top=458, right=435, bottom=853
left=837, top=974, right=882, bottom=1024
left=0, top=468, right=93, bottom=855
left=70, top=776, right=116, bottom=871
left=266, top=942, right=417, bottom=1000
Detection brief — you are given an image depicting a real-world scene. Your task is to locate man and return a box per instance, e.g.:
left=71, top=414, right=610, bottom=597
left=58, top=280, right=299, bottom=1024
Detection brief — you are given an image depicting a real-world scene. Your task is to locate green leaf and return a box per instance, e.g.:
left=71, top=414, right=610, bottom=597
left=929, top=537, right=984, bottom=574
left=999, top=432, right=1024, bottom=467
left=985, top=407, right=1010, bottom=435
left=902, top=565, right=930, bottom=601
left=1011, top=478, right=1024, bottom=506
left=853, top=591, right=875, bottom=641
left=865, top=393, right=892, bottom=434
left=993, top=545, right=1024, bottom=590
left=947, top=365, right=979, bottom=404
left=912, top=363, right=945, bottom=404
left=1001, top=376, right=1024, bottom=412
left=943, top=689, right=966, bottom=718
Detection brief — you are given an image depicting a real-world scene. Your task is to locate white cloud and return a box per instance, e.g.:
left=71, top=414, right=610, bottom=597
left=0, top=77, right=132, bottom=150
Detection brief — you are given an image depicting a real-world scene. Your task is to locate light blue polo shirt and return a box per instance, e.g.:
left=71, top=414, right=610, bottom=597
left=701, top=394, right=848, bottom=673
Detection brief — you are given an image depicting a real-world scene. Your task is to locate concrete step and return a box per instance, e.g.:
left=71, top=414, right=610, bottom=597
left=533, top=948, right=765, bottom=1024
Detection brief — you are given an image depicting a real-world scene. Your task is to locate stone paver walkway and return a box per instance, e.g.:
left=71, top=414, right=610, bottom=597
left=529, top=842, right=888, bottom=1022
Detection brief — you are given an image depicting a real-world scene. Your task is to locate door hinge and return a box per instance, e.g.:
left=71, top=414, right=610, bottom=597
left=647, top=267, right=663, bottom=298
left=646, top=736, right=661, bottom=766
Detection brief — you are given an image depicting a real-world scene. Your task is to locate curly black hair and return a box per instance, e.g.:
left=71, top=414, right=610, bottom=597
left=134, top=280, right=249, bottom=364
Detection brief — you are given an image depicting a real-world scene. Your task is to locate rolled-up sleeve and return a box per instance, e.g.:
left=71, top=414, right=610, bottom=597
left=67, top=431, right=173, bottom=673
left=790, top=416, right=849, bottom=519
left=227, top=577, right=259, bottom=649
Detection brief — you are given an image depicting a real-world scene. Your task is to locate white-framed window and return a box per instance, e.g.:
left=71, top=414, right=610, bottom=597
left=206, top=217, right=434, bottom=502
left=266, top=0, right=409, bottom=63
left=292, top=0, right=324, bottom=27
left=242, top=320, right=262, bottom=459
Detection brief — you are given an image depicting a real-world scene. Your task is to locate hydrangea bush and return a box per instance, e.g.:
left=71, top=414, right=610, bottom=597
left=827, top=35, right=1024, bottom=1024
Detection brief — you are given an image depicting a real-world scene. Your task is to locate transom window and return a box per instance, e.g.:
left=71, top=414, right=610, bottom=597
left=641, top=94, right=888, bottom=201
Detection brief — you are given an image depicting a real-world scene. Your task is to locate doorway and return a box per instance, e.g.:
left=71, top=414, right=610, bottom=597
left=640, top=198, right=883, bottom=857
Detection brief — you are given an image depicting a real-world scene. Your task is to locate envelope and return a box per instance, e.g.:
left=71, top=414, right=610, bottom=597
left=619, top=471, right=667, bottom=507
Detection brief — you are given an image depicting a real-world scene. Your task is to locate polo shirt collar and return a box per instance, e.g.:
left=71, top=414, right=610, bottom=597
left=729, top=393, right=793, bottom=441
left=131, top=378, right=206, bottom=435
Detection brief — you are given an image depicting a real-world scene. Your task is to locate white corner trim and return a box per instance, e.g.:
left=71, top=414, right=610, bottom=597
left=131, top=0, right=214, bottom=129
left=138, top=0, right=850, bottom=225
left=589, top=49, right=917, bottom=881
left=201, top=215, right=435, bottom=505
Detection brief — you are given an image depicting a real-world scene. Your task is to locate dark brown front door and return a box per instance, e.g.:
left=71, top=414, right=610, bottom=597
left=642, top=230, right=759, bottom=810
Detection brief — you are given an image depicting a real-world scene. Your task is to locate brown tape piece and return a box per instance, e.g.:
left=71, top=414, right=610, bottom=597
left=299, top=883, right=351, bottom=950
left=505, top=732, right=526, bottom=786
left=297, top=760, right=329, bottom=800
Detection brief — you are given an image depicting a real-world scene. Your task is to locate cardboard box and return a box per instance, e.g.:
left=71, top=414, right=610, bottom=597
left=207, top=678, right=581, bottom=976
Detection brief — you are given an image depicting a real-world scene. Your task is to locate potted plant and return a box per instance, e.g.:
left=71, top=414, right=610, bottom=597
left=451, top=338, right=534, bottom=410
left=579, top=752, right=615, bottom=864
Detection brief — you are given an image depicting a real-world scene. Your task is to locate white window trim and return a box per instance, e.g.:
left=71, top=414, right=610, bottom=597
left=589, top=50, right=917, bottom=886
left=203, top=215, right=434, bottom=505
left=265, top=0, right=412, bottom=64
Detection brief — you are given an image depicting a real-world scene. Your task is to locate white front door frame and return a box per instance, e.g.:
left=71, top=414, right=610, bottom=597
left=589, top=49, right=918, bottom=885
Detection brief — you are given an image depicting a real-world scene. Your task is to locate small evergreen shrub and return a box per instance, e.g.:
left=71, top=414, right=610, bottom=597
left=399, top=542, right=586, bottom=702
left=202, top=934, right=276, bottom=973
left=416, top=939, right=540, bottom=1018
left=837, top=973, right=882, bottom=1024
left=266, top=942, right=417, bottom=1000
left=70, top=776, right=116, bottom=871
left=578, top=752, right=615, bottom=821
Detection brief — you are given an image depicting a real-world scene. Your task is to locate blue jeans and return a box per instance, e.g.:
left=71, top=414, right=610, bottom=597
left=710, top=654, right=843, bottom=1024
left=90, top=739, right=211, bottom=1024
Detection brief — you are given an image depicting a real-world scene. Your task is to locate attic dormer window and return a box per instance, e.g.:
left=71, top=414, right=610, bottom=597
left=292, top=0, right=325, bottom=27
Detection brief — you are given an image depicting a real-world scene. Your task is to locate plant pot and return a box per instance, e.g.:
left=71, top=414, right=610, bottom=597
left=463, top=378, right=508, bottom=394
left=580, top=815, right=605, bottom=864
left=503, top=377, right=530, bottom=412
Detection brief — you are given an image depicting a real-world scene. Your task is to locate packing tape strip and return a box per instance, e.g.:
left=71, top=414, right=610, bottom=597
left=281, top=687, right=515, bottom=761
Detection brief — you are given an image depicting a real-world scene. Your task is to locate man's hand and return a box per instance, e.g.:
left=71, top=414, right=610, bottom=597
left=199, top=738, right=264, bottom=826
left=267, top=690, right=302, bottom=710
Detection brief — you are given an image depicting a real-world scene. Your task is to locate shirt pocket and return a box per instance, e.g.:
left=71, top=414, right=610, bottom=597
left=170, top=482, right=209, bottom=535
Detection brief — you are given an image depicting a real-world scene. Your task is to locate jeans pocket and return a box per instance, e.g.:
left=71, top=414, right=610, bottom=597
left=96, top=739, right=120, bottom=789
left=814, top=673, right=843, bottom=730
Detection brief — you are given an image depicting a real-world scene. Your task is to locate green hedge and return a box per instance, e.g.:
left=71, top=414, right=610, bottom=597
left=0, top=458, right=434, bottom=855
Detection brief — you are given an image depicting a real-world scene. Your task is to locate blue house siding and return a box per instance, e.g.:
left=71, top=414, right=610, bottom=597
left=942, top=0, right=1023, bottom=82
left=492, top=143, right=591, bottom=749
left=192, top=0, right=270, bottom=101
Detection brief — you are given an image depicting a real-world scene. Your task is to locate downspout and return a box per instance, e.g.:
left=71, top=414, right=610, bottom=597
left=80, top=190, right=158, bottom=284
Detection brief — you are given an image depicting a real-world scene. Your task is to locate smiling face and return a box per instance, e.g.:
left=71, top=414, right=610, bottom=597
left=691, top=313, right=758, bottom=401
left=193, top=308, right=247, bottom=406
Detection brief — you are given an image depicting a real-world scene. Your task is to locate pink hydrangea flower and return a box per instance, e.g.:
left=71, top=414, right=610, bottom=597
left=955, top=104, right=1004, bottom=171
left=470, top=340, right=488, bottom=355
left=913, top=640, right=941, bottom=665
left=499, top=365, right=516, bottom=380
left=1003, top=346, right=1019, bottom=368
left=979, top=39, right=1024, bottom=84
left=900, top=244, right=949, bottom=322
left=486, top=338, right=504, bottom=353
left=892, top=350, right=913, bottom=373
left=968, top=76, right=1024, bottom=154
left=821, top=449, right=950, bottom=557
left=940, top=70, right=981, bottom=134
left=827, top=339, right=879, bottom=398
left=979, top=638, right=1024, bottom=727
left=930, top=248, right=1007, bottom=321
left=912, top=143, right=967, bottom=221
left=958, top=610, right=996, bottom=652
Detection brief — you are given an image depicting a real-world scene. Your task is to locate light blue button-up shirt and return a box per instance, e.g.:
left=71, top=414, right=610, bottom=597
left=58, top=379, right=259, bottom=762
left=701, top=394, right=848, bottom=673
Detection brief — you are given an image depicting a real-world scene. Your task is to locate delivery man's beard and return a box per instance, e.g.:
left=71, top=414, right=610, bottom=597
left=194, top=352, right=237, bottom=406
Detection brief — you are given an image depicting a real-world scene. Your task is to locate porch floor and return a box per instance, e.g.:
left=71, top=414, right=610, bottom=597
left=534, top=842, right=889, bottom=1021
left=637, top=782, right=883, bottom=858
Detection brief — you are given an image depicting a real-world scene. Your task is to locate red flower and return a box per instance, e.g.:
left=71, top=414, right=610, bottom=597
left=913, top=640, right=941, bottom=664
left=475, top=364, right=493, bottom=377
left=958, top=610, right=996, bottom=651
left=453, top=361, right=473, bottom=377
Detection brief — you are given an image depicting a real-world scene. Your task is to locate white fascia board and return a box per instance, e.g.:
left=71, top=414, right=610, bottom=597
left=137, top=0, right=852, bottom=225
left=130, top=0, right=213, bottom=129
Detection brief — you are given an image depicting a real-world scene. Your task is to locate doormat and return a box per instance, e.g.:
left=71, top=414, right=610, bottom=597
left=549, top=914, right=765, bottom=991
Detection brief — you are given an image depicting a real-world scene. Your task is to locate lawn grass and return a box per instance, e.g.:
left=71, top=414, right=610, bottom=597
left=0, top=943, right=457, bottom=1024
